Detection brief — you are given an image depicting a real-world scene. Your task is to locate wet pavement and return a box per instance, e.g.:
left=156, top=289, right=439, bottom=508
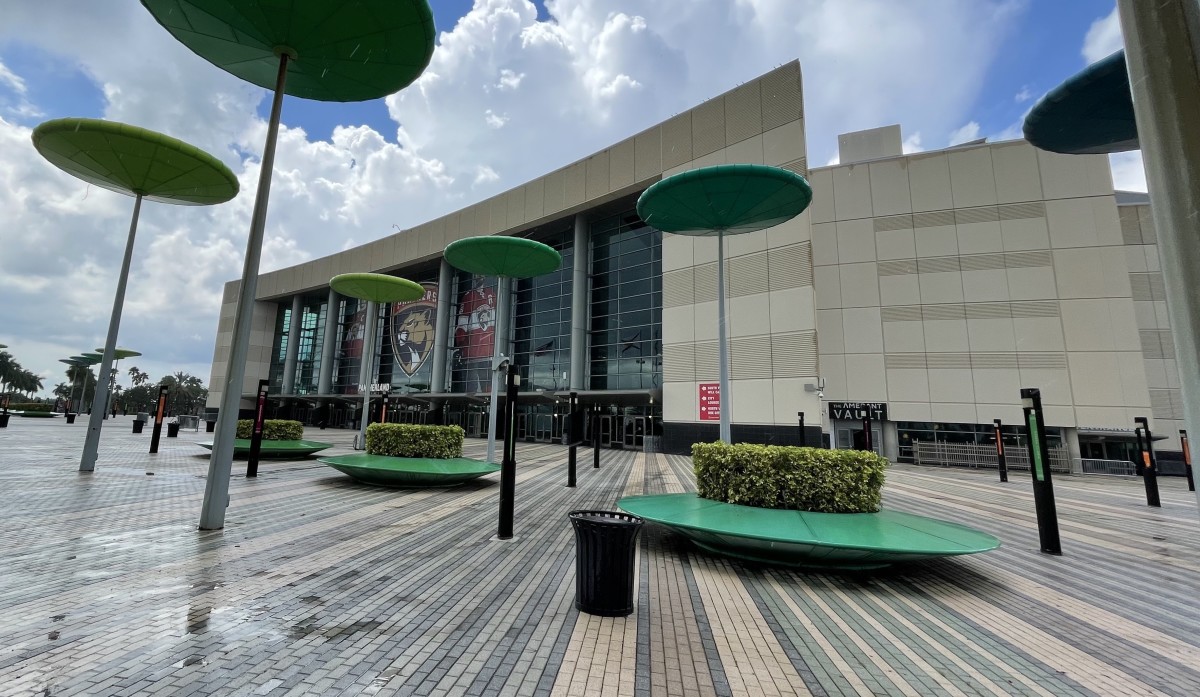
left=2, top=414, right=1199, bottom=696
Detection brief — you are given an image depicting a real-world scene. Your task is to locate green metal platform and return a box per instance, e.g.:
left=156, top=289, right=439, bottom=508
left=196, top=440, right=333, bottom=458
left=318, top=454, right=501, bottom=488
left=618, top=493, right=1000, bottom=569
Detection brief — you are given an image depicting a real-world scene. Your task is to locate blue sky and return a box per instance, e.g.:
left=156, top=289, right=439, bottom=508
left=0, top=1, right=1137, bottom=393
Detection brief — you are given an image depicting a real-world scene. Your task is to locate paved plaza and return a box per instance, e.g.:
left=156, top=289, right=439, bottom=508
left=1, top=417, right=1199, bottom=696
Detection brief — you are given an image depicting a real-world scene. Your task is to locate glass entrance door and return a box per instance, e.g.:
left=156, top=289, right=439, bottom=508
left=836, top=425, right=882, bottom=454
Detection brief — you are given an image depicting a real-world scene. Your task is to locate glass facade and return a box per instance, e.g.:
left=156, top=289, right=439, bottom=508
left=513, top=229, right=573, bottom=392
left=589, top=211, right=662, bottom=390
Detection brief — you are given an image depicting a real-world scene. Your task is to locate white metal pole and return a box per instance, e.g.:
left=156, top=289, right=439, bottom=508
left=1117, top=0, right=1200, bottom=516
left=357, top=300, right=378, bottom=450
left=200, top=54, right=289, bottom=530
left=716, top=229, right=731, bottom=443
left=80, top=194, right=142, bottom=471
left=486, top=276, right=511, bottom=463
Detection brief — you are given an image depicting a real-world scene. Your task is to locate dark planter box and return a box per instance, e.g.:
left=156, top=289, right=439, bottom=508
left=167, top=422, right=180, bottom=438
left=65, top=413, right=76, bottom=424
left=132, top=420, right=145, bottom=434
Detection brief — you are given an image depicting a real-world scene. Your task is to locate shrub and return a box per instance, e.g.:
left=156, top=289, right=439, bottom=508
left=366, top=423, right=465, bottom=459
left=693, top=442, right=888, bottom=513
left=9, top=403, right=52, bottom=412
left=235, top=419, right=303, bottom=441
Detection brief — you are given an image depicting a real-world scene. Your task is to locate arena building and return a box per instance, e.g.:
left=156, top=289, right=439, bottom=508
left=205, top=60, right=1186, bottom=471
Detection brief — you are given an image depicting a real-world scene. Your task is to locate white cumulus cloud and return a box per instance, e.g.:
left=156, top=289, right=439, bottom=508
left=0, top=0, right=1029, bottom=393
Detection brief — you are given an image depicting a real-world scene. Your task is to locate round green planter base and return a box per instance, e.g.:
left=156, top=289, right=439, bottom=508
left=318, top=454, right=500, bottom=488
left=196, top=439, right=333, bottom=458
left=617, top=493, right=1000, bottom=570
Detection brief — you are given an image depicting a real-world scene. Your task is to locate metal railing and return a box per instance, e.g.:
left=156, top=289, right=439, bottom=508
left=1080, top=458, right=1137, bottom=476
left=912, top=441, right=1072, bottom=473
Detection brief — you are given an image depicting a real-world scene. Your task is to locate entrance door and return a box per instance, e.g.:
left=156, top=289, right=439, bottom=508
left=623, top=417, right=645, bottom=448
left=536, top=413, right=552, bottom=442
left=599, top=416, right=613, bottom=447
left=467, top=412, right=485, bottom=438
left=836, top=426, right=882, bottom=454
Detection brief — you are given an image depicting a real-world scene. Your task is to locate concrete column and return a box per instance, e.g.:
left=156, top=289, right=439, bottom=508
left=570, top=213, right=588, bottom=391
left=431, top=259, right=453, bottom=393
left=281, top=295, right=302, bottom=394
left=1117, top=0, right=1200, bottom=515
left=1063, top=427, right=1083, bottom=474
left=317, top=289, right=339, bottom=395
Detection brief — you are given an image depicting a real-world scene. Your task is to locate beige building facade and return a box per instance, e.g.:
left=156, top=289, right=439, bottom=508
left=205, top=61, right=1185, bottom=467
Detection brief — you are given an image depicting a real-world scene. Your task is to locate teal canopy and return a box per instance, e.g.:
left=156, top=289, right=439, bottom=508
left=637, top=164, right=813, bottom=237
left=1023, top=50, right=1138, bottom=155
left=443, top=236, right=562, bottom=279
left=31, top=118, right=239, bottom=206
left=96, top=347, right=142, bottom=359
left=141, top=0, right=436, bottom=103
left=330, top=273, right=424, bottom=304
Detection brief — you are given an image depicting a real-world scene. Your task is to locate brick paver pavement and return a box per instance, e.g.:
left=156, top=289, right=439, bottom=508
left=1, top=415, right=1199, bottom=696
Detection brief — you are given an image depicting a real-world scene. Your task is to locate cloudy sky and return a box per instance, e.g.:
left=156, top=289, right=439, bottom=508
left=0, top=0, right=1136, bottom=396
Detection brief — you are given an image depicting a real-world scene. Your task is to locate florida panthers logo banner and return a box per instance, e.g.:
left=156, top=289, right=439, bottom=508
left=390, top=283, right=438, bottom=378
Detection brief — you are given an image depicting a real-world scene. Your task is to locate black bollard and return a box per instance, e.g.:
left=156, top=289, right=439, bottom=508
left=247, top=380, right=269, bottom=478
left=798, top=411, right=806, bottom=447
left=593, top=411, right=600, bottom=469
left=1021, top=388, right=1061, bottom=555
left=567, top=391, right=578, bottom=487
left=497, top=365, right=519, bottom=540
left=1134, top=417, right=1161, bottom=507
left=149, top=386, right=169, bottom=454
left=994, top=418, right=1008, bottom=483
left=1181, top=430, right=1196, bottom=492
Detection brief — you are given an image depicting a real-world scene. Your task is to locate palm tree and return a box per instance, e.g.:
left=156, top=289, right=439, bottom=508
left=128, top=366, right=150, bottom=387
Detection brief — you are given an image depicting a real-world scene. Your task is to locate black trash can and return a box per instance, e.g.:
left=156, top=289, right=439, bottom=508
left=167, top=422, right=180, bottom=438
left=132, top=420, right=145, bottom=434
left=569, top=510, right=644, bottom=617
left=0, top=413, right=9, bottom=428
left=65, top=413, right=76, bottom=424
left=205, top=421, right=216, bottom=433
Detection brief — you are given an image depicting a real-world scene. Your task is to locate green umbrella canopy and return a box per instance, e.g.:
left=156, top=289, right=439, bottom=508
left=81, top=352, right=105, bottom=363
left=71, top=355, right=100, bottom=365
left=1023, top=50, right=1138, bottom=155
left=60, top=358, right=87, bottom=366
left=31, top=118, right=240, bottom=206
left=330, top=273, right=424, bottom=304
left=443, top=236, right=562, bottom=279
left=141, top=0, right=436, bottom=103
left=636, top=164, right=813, bottom=237
left=95, top=347, right=142, bottom=359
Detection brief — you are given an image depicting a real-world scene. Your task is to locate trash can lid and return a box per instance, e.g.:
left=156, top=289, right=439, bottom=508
left=569, top=510, right=643, bottom=525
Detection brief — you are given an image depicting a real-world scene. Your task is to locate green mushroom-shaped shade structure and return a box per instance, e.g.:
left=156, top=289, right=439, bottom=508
left=444, top=236, right=562, bottom=465
left=141, top=0, right=436, bottom=103
left=1023, top=50, right=1138, bottom=155
left=636, top=164, right=812, bottom=444
left=144, top=1, right=439, bottom=532
left=330, top=273, right=425, bottom=304
left=96, top=347, right=142, bottom=360
left=32, top=117, right=239, bottom=474
left=443, top=236, right=564, bottom=279
left=32, top=118, right=240, bottom=205
left=636, top=164, right=813, bottom=236
left=80, top=352, right=104, bottom=363
left=330, top=273, right=425, bottom=452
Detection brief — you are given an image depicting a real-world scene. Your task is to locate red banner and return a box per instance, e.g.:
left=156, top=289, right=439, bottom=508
left=699, top=383, right=720, bottom=421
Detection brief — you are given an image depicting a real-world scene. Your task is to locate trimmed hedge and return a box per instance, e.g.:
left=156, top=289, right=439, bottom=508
left=235, top=419, right=303, bottom=441
left=366, top=423, right=465, bottom=459
left=693, top=442, right=888, bottom=514
left=9, top=403, right=52, bottom=412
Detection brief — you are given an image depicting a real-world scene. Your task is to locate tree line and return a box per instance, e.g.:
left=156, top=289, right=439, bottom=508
left=49, top=366, right=208, bottom=416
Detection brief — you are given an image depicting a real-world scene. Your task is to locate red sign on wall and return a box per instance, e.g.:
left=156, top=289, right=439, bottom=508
left=699, top=383, right=721, bottom=421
